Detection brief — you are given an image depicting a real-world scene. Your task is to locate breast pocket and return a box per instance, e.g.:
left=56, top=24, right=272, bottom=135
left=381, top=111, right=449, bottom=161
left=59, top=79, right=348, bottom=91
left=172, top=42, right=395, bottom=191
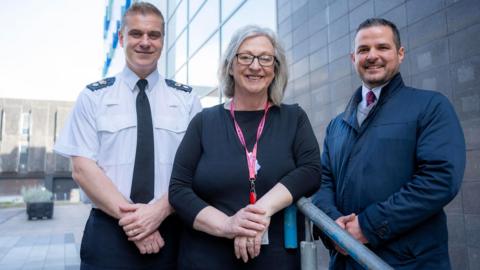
left=372, top=121, right=416, bottom=162
left=374, top=121, right=416, bottom=140
left=96, top=114, right=137, bottom=165
left=154, top=116, right=188, bottom=164
left=366, top=121, right=417, bottom=190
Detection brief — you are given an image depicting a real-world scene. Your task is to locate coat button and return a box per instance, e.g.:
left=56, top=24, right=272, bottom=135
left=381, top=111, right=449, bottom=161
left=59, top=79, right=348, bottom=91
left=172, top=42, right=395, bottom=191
left=377, top=226, right=388, bottom=238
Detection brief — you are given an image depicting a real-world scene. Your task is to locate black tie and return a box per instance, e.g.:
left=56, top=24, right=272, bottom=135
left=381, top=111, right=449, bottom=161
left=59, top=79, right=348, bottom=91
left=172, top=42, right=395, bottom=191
left=131, top=79, right=154, bottom=203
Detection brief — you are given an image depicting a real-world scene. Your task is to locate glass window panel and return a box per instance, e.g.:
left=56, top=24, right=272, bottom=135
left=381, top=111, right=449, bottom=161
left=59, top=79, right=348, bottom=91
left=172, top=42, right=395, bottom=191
left=189, top=0, right=206, bottom=19
left=176, top=1, right=188, bottom=33
left=221, top=0, right=244, bottom=21
left=168, top=0, right=181, bottom=17
left=175, top=31, right=187, bottom=70
left=167, top=49, right=175, bottom=78
left=174, top=65, right=187, bottom=83
left=188, top=33, right=219, bottom=89
left=167, top=30, right=187, bottom=77
left=19, top=143, right=28, bottom=172
left=0, top=110, right=4, bottom=141
left=221, top=0, right=276, bottom=53
left=189, top=0, right=219, bottom=57
left=167, top=0, right=187, bottom=47
left=188, top=33, right=220, bottom=107
left=20, top=112, right=30, bottom=137
left=200, top=88, right=222, bottom=107
left=167, top=19, right=176, bottom=48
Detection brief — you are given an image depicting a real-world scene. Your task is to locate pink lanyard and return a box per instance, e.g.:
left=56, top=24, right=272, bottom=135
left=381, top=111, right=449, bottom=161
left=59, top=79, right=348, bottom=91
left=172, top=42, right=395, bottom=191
left=229, top=100, right=270, bottom=204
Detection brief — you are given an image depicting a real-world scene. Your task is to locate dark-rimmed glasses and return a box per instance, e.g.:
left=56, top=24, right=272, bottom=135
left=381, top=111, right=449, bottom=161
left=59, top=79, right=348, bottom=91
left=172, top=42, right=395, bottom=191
left=235, top=53, right=276, bottom=67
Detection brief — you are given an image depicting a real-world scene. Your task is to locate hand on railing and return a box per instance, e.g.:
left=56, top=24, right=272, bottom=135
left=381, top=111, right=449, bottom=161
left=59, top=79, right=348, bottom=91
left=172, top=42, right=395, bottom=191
left=344, top=215, right=368, bottom=244
left=334, top=213, right=368, bottom=254
left=334, top=214, right=356, bottom=255
left=296, top=197, right=393, bottom=270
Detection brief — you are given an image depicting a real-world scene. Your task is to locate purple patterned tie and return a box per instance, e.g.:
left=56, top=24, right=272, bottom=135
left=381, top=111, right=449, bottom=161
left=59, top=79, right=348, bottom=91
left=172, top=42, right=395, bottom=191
left=366, top=91, right=376, bottom=106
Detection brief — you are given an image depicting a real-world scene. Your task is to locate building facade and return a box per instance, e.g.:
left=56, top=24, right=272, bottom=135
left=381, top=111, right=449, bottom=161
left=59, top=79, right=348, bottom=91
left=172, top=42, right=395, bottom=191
left=2, top=0, right=477, bottom=268
left=0, top=98, right=75, bottom=200
left=100, top=0, right=479, bottom=268
left=276, top=0, right=480, bottom=269
left=102, top=0, right=276, bottom=106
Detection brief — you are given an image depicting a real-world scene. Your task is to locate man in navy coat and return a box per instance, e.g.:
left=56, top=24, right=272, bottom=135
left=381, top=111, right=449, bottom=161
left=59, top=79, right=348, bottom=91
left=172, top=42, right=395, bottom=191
left=313, top=18, right=465, bottom=269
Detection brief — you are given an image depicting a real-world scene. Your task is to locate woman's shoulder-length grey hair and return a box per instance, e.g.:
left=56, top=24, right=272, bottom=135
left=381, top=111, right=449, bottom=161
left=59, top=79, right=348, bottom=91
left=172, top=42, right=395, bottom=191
left=218, top=25, right=288, bottom=106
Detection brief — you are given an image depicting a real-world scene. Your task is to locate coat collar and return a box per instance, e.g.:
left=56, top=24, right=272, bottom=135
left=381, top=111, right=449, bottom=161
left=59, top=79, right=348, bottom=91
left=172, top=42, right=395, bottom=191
left=342, top=73, right=405, bottom=129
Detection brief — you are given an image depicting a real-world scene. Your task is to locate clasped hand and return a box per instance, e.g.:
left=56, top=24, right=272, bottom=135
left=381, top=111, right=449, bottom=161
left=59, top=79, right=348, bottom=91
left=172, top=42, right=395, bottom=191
left=223, top=205, right=270, bottom=263
left=118, top=203, right=166, bottom=254
left=334, top=213, right=368, bottom=256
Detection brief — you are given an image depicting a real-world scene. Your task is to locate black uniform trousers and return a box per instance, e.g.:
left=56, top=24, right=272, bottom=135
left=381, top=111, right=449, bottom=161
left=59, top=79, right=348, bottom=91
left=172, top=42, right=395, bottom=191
left=80, top=208, right=181, bottom=270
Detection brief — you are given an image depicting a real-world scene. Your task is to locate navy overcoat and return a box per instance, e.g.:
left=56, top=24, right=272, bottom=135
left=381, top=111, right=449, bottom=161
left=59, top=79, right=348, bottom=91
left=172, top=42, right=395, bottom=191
left=313, top=73, right=465, bottom=269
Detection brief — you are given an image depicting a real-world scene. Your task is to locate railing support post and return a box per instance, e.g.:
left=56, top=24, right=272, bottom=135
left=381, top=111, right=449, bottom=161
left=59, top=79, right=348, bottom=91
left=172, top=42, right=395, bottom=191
left=297, top=197, right=393, bottom=270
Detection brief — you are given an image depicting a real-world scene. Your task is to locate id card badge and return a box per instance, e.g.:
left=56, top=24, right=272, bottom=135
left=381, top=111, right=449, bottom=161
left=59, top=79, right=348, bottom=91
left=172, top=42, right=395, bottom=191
left=261, top=229, right=269, bottom=245
left=255, top=159, right=261, bottom=174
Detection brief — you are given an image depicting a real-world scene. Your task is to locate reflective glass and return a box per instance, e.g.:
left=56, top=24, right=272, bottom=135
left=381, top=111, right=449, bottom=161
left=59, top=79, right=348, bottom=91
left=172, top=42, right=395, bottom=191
left=200, top=88, right=222, bottom=108
left=189, top=0, right=219, bottom=57
left=167, top=50, right=175, bottom=78
left=221, top=0, right=276, bottom=53
left=175, top=31, right=188, bottom=69
left=188, top=33, right=219, bottom=90
left=167, top=0, right=187, bottom=47
left=168, top=0, right=181, bottom=18
left=189, top=0, right=206, bottom=19
left=221, top=0, right=244, bottom=21
left=167, top=30, right=187, bottom=76
left=174, top=64, right=187, bottom=83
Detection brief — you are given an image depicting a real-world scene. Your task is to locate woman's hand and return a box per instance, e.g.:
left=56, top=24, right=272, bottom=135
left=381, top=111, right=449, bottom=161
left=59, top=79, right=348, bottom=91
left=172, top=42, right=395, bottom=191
left=221, top=204, right=268, bottom=239
left=234, top=216, right=271, bottom=262
left=231, top=183, right=293, bottom=261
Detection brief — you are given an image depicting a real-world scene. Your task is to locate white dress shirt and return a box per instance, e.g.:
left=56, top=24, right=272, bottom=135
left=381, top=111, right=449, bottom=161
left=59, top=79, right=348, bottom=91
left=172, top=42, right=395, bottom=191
left=54, top=67, right=202, bottom=204
left=357, top=84, right=383, bottom=126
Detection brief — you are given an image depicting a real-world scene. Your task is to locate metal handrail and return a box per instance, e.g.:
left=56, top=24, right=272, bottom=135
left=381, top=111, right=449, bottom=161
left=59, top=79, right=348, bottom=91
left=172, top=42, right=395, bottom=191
left=297, top=197, right=393, bottom=270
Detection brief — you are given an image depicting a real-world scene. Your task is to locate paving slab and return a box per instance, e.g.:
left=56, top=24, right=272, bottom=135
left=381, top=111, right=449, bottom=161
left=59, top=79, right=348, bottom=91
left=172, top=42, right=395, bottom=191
left=0, top=204, right=90, bottom=270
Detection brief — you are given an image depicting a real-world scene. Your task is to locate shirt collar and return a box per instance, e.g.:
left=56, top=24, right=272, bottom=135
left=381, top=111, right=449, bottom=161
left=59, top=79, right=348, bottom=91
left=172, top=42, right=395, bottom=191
left=122, top=66, right=160, bottom=93
left=361, top=82, right=387, bottom=106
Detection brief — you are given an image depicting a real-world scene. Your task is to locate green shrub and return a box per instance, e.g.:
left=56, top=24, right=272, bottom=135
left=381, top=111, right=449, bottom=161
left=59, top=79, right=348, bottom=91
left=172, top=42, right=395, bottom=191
left=21, top=186, right=53, bottom=203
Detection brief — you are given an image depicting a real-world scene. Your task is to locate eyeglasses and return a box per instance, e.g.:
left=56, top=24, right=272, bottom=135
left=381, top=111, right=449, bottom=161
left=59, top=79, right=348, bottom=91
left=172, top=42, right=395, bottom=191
left=235, top=53, right=276, bottom=67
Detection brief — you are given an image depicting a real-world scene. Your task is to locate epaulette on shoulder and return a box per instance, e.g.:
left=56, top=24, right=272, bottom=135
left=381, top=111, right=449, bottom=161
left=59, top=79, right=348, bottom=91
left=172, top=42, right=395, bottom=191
left=86, top=77, right=115, bottom=91
left=165, top=79, right=192, bottom=93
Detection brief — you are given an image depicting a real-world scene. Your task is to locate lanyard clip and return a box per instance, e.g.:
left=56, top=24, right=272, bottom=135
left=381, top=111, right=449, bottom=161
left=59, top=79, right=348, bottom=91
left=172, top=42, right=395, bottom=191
left=249, top=178, right=257, bottom=204
left=249, top=178, right=256, bottom=193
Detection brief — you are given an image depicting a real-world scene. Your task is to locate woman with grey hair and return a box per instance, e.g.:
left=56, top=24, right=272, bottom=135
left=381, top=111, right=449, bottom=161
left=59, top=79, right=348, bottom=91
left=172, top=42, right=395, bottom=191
left=169, top=25, right=321, bottom=269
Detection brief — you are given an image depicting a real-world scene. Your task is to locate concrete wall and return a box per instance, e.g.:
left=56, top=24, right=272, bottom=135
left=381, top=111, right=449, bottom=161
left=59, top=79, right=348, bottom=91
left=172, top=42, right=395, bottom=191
left=276, top=0, right=480, bottom=269
left=0, top=98, right=73, bottom=178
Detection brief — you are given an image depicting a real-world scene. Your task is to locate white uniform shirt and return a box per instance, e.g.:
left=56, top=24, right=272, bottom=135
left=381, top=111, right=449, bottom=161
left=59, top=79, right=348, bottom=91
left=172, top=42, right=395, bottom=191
left=54, top=67, right=202, bottom=203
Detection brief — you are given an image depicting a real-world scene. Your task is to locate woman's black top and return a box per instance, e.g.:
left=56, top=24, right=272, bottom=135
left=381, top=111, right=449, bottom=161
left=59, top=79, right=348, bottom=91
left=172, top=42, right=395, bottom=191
left=169, top=103, right=321, bottom=270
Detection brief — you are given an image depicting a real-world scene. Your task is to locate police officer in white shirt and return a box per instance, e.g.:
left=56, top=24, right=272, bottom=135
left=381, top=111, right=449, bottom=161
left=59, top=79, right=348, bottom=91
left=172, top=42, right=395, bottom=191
left=54, top=2, right=201, bottom=269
